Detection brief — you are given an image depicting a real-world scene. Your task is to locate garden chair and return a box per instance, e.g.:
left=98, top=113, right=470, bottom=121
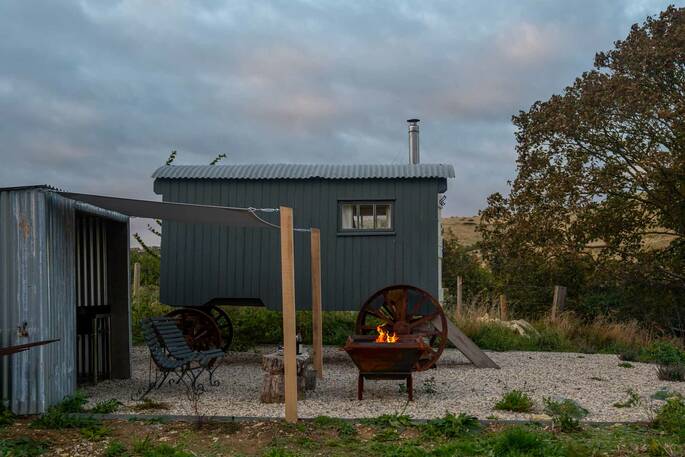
left=133, top=317, right=224, bottom=401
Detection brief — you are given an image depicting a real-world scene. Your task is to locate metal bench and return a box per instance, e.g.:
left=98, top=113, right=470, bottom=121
left=133, top=317, right=225, bottom=401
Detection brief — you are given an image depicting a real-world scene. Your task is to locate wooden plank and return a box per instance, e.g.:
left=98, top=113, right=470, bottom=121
left=551, top=285, right=567, bottom=321
left=310, top=228, right=323, bottom=379
left=432, top=317, right=500, bottom=369
left=280, top=206, right=298, bottom=423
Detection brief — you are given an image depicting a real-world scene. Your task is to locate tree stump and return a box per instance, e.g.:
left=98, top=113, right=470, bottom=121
left=260, top=350, right=315, bottom=403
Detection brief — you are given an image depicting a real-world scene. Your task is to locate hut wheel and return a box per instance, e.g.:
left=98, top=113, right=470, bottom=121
left=355, top=284, right=448, bottom=371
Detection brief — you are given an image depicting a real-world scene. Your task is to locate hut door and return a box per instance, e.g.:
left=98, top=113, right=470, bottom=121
left=75, top=212, right=112, bottom=384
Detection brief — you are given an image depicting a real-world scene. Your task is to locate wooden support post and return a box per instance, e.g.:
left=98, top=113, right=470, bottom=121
left=280, top=207, right=297, bottom=423
left=551, top=285, right=567, bottom=321
left=456, top=276, right=463, bottom=319
left=499, top=294, right=508, bottom=321
left=310, top=228, right=323, bottom=379
left=132, top=262, right=141, bottom=298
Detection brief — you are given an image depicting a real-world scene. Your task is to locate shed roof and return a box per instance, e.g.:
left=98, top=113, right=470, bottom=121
left=152, top=163, right=455, bottom=180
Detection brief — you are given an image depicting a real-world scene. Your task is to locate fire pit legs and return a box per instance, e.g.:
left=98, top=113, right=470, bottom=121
left=357, top=372, right=413, bottom=401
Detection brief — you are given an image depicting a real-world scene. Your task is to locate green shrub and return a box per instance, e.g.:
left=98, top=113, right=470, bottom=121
left=618, top=362, right=634, bottom=368
left=653, top=397, right=685, bottom=436
left=30, top=391, right=100, bottom=430
left=422, top=412, right=480, bottom=438
left=543, top=398, right=588, bottom=432
left=657, top=364, right=685, bottom=382
left=652, top=388, right=681, bottom=401
left=56, top=390, right=88, bottom=413
left=262, top=448, right=297, bottom=457
left=363, top=412, right=413, bottom=429
left=641, top=341, right=685, bottom=366
left=0, top=437, right=49, bottom=457
left=91, top=399, right=122, bottom=414
left=495, top=390, right=535, bottom=413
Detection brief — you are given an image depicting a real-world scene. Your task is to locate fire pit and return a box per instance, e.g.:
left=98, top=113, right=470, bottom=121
left=344, top=332, right=429, bottom=401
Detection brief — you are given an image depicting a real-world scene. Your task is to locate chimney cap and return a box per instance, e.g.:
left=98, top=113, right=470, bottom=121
left=407, top=118, right=420, bottom=123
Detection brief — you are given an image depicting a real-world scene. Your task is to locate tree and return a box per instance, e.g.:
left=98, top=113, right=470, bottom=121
left=479, top=7, right=685, bottom=324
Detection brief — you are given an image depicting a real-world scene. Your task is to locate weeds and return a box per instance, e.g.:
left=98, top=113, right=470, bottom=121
left=261, top=447, right=297, bottom=457
left=422, top=412, right=480, bottom=438
left=104, top=440, right=129, bottom=457
left=80, top=424, right=112, bottom=441
left=422, top=377, right=437, bottom=395
left=91, top=399, right=122, bottom=414
left=0, top=437, right=49, bottom=457
left=362, top=411, right=413, bottom=429
left=657, top=364, right=685, bottom=382
left=543, top=398, right=588, bottom=432
left=494, top=389, right=535, bottom=413
left=613, top=388, right=640, bottom=408
left=30, top=391, right=100, bottom=430
left=132, top=436, right=193, bottom=457
left=619, top=362, right=634, bottom=368
left=0, top=404, right=14, bottom=428
left=56, top=390, right=88, bottom=413
left=131, top=398, right=170, bottom=411
left=492, top=427, right=561, bottom=457
left=652, top=388, right=682, bottom=401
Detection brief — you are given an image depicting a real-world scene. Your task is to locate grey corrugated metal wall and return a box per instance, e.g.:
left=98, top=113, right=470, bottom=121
left=154, top=178, right=444, bottom=311
left=0, top=188, right=129, bottom=414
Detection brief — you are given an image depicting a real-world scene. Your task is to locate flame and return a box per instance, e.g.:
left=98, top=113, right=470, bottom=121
left=375, top=325, right=399, bottom=343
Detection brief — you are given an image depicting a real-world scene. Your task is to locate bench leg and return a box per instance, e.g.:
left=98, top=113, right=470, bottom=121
left=357, top=374, right=364, bottom=401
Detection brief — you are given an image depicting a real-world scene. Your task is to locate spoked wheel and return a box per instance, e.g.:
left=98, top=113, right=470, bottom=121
left=205, top=305, right=233, bottom=352
left=166, top=308, right=224, bottom=354
left=355, top=284, right=448, bottom=371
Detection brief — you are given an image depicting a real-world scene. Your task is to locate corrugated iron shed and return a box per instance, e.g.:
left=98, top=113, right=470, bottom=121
left=152, top=163, right=456, bottom=180
left=0, top=187, right=128, bottom=414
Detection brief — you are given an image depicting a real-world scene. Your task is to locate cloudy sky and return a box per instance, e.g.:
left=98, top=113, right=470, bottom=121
left=0, top=1, right=677, bottom=242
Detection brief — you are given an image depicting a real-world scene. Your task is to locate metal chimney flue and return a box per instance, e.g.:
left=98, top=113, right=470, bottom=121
left=407, top=119, right=420, bottom=164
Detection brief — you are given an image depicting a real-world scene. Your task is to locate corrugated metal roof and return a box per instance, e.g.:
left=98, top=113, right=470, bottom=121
left=152, top=163, right=455, bottom=180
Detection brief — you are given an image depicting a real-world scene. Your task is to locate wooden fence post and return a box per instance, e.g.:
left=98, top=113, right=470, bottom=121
left=132, top=262, right=141, bottom=298
left=280, top=207, right=297, bottom=423
left=456, top=276, right=463, bottom=319
left=551, top=285, right=567, bottom=321
left=499, top=294, right=508, bottom=321
left=310, top=228, right=323, bottom=379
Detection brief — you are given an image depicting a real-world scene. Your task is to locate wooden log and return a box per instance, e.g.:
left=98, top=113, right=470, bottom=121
left=310, top=228, right=323, bottom=379
left=551, top=285, right=567, bottom=321
left=280, top=206, right=298, bottom=422
left=132, top=262, right=141, bottom=298
left=431, top=316, right=500, bottom=369
left=499, top=294, right=508, bottom=321
left=456, top=276, right=463, bottom=319
left=260, top=352, right=312, bottom=403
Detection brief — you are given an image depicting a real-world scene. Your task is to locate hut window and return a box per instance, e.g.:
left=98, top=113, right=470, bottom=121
left=340, top=202, right=393, bottom=232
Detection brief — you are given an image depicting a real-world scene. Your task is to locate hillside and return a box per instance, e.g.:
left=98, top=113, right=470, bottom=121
left=442, top=216, right=481, bottom=246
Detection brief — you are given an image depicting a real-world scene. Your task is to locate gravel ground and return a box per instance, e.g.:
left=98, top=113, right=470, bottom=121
left=84, top=346, right=685, bottom=422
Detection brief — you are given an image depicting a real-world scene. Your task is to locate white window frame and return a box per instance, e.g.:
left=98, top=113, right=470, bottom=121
left=338, top=201, right=394, bottom=233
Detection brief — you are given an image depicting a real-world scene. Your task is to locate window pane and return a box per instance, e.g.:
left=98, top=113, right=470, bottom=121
left=376, top=204, right=391, bottom=229
left=359, top=204, right=374, bottom=229
left=341, top=204, right=355, bottom=229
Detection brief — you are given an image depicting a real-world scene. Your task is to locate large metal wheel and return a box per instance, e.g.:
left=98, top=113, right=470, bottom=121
left=355, top=285, right=448, bottom=371
left=166, top=308, right=224, bottom=353
left=205, top=305, right=234, bottom=352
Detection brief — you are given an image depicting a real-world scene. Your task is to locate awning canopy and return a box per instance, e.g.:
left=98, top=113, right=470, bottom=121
left=58, top=191, right=276, bottom=229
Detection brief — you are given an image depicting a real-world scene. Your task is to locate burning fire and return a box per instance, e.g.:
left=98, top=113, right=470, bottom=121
left=375, top=325, right=399, bottom=343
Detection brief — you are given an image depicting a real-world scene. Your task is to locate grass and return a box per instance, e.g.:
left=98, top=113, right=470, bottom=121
left=613, top=388, right=640, bottom=408
left=91, top=399, right=122, bottom=414
left=0, top=404, right=14, bottom=428
left=0, top=437, right=49, bottom=457
left=30, top=390, right=101, bottom=430
left=3, top=407, right=685, bottom=456
left=618, top=362, right=634, bottom=368
left=494, top=389, right=535, bottom=413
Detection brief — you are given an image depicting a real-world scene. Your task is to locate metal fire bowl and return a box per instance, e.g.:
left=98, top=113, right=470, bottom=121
left=343, top=334, right=429, bottom=374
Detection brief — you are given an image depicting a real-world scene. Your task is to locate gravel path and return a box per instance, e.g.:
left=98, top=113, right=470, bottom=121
left=84, top=346, right=685, bottom=422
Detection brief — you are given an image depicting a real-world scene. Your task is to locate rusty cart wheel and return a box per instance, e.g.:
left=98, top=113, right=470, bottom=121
left=205, top=305, right=233, bottom=352
left=355, top=285, right=448, bottom=371
left=166, top=308, right=224, bottom=355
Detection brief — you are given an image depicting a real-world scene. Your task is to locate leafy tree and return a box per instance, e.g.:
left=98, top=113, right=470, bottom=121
left=441, top=235, right=494, bottom=305
left=479, top=7, right=685, bottom=325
